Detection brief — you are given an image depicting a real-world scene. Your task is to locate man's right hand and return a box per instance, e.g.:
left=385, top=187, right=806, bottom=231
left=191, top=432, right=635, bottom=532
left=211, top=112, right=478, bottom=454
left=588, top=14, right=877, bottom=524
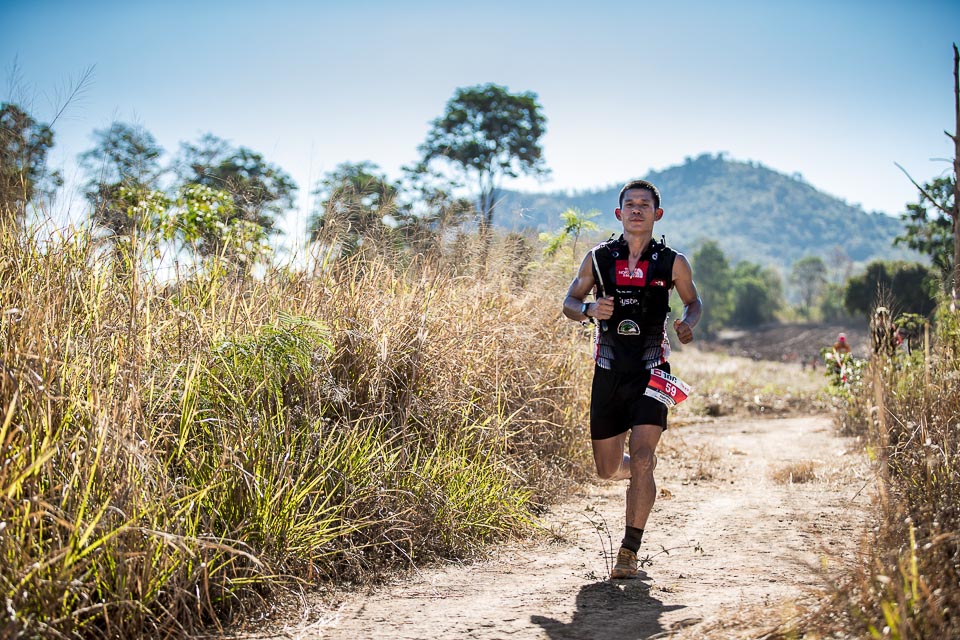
left=591, top=296, right=615, bottom=320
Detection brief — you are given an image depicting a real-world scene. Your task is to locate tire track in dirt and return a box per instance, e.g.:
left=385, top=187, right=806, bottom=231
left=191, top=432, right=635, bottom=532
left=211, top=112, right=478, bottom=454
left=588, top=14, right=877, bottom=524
left=250, top=415, right=872, bottom=640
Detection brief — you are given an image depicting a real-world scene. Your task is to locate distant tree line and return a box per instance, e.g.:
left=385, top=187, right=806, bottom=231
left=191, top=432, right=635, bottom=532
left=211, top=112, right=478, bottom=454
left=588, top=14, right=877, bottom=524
left=0, top=83, right=548, bottom=268
left=685, top=240, right=938, bottom=337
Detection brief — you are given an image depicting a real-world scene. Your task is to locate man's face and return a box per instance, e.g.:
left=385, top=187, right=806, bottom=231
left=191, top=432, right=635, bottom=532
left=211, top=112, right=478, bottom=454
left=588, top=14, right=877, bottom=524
left=616, top=188, right=662, bottom=232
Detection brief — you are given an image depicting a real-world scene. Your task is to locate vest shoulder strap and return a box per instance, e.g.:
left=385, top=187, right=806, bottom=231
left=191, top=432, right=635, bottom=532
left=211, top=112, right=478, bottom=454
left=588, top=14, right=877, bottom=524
left=647, top=243, right=677, bottom=283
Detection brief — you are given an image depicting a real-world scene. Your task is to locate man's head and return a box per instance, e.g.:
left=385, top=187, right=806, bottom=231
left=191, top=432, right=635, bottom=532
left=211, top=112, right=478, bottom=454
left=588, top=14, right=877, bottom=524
left=618, top=180, right=661, bottom=210
left=616, top=179, right=663, bottom=228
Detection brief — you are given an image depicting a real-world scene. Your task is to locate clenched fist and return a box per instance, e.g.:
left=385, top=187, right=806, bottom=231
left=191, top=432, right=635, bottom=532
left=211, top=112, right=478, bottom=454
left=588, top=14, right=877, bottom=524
left=673, top=319, right=694, bottom=344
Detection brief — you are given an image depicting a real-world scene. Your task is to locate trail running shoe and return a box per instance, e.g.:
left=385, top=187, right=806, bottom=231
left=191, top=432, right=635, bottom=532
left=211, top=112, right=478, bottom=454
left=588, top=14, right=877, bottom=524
left=610, top=546, right=638, bottom=579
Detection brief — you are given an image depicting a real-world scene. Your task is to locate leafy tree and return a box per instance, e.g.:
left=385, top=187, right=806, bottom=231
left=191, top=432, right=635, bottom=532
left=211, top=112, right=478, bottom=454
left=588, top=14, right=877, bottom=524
left=692, top=240, right=732, bottom=337
left=175, top=134, right=297, bottom=249
left=308, top=161, right=400, bottom=253
left=817, top=282, right=853, bottom=322
left=540, top=208, right=599, bottom=261
left=844, top=260, right=938, bottom=318
left=417, top=83, right=548, bottom=234
left=790, top=255, right=828, bottom=317
left=0, top=102, right=62, bottom=221
left=155, top=184, right=271, bottom=267
left=78, top=121, right=164, bottom=239
left=393, top=163, right=475, bottom=256
left=895, top=175, right=954, bottom=284
left=729, top=261, right=783, bottom=327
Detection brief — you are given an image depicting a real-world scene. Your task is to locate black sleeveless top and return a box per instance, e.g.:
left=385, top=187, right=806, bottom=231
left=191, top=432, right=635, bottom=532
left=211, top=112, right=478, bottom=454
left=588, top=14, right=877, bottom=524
left=590, top=235, right=676, bottom=372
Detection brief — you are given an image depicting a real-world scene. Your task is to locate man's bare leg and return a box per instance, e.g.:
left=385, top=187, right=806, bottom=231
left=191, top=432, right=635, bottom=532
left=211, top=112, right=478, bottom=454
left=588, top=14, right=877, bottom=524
left=592, top=424, right=661, bottom=576
left=625, top=424, right=662, bottom=529
left=591, top=432, right=630, bottom=481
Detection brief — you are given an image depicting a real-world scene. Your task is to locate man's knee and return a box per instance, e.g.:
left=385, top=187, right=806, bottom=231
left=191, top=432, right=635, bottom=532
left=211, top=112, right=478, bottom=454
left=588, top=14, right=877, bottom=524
left=630, top=449, right=657, bottom=477
left=595, top=459, right=622, bottom=480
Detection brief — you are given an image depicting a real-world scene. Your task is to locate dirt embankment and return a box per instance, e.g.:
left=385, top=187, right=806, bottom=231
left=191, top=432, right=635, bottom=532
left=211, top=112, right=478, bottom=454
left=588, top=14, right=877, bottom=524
left=705, top=322, right=870, bottom=365
left=245, top=413, right=872, bottom=640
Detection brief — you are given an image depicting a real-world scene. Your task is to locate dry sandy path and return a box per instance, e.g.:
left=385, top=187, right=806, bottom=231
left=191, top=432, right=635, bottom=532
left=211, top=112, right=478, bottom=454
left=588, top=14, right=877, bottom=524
left=254, top=414, right=871, bottom=640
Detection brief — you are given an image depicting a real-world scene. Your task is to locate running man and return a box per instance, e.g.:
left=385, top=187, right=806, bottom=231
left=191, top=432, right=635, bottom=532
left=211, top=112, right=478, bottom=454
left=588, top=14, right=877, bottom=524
left=833, top=333, right=851, bottom=355
left=562, top=179, right=702, bottom=579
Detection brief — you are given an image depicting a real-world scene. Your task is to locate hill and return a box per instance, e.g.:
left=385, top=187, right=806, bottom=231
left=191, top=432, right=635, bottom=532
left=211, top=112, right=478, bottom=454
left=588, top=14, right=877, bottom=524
left=495, top=153, right=918, bottom=271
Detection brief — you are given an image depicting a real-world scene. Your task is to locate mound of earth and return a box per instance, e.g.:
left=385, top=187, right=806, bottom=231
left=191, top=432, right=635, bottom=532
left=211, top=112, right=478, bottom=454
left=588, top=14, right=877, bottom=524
left=703, top=322, right=870, bottom=364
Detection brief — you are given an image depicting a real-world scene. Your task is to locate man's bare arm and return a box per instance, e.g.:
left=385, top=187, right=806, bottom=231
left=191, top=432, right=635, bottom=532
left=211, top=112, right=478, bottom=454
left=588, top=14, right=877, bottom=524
left=563, top=253, right=596, bottom=321
left=671, top=253, right=702, bottom=344
left=563, top=252, right=615, bottom=322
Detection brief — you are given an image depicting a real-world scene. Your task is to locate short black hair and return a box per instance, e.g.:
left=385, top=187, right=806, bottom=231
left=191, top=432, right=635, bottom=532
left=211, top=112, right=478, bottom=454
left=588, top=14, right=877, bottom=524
left=618, top=180, right=661, bottom=210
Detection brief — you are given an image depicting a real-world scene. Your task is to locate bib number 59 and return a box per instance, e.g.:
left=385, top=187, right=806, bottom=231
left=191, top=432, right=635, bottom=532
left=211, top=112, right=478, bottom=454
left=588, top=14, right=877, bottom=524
left=644, top=369, right=691, bottom=407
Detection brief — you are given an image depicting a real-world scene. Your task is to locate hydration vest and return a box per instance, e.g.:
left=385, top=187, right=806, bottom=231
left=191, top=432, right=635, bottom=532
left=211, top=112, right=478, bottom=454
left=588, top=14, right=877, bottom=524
left=591, top=235, right=676, bottom=372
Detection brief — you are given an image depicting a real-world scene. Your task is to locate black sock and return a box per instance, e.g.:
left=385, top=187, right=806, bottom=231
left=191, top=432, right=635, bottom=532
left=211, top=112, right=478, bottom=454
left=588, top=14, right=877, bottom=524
left=621, top=526, right=644, bottom=553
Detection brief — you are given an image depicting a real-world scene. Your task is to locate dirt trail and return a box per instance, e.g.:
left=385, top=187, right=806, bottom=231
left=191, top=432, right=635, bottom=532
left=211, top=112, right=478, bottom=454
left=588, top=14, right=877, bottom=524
left=254, top=415, right=872, bottom=640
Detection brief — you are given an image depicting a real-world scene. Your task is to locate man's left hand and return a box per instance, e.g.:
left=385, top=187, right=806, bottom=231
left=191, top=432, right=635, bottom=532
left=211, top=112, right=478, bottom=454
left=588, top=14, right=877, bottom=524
left=674, top=319, right=694, bottom=344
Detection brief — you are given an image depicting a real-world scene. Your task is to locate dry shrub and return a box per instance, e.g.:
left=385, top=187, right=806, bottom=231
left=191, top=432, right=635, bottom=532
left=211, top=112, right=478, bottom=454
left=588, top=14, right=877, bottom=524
left=663, top=443, right=721, bottom=483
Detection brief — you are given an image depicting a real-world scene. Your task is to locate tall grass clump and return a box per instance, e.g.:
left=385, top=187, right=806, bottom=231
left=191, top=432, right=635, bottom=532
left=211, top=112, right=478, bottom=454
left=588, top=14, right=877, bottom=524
left=0, top=217, right=592, bottom=638
left=807, top=304, right=960, bottom=638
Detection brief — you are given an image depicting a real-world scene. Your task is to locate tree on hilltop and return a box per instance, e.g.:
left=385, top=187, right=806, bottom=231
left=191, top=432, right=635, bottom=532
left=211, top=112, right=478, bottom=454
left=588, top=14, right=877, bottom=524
left=417, top=83, right=548, bottom=238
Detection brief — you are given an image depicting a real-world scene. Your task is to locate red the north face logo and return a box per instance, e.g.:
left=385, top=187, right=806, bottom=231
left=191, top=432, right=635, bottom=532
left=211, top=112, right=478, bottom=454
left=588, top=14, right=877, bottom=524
left=615, top=260, right=649, bottom=286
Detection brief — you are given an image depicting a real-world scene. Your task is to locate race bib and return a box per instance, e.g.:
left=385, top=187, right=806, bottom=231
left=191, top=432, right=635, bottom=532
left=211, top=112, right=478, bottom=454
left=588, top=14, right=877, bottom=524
left=644, top=368, right=691, bottom=407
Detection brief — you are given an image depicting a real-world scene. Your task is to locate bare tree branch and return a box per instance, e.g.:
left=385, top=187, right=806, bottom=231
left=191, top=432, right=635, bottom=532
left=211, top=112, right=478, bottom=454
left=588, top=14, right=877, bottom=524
left=894, top=162, right=953, bottom=218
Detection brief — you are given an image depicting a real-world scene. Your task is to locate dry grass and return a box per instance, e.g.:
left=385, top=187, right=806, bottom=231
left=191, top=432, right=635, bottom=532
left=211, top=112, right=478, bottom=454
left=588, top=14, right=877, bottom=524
left=0, top=219, right=593, bottom=638
left=669, top=347, right=830, bottom=422
left=788, top=302, right=960, bottom=638
left=770, top=460, right=819, bottom=484
left=683, top=444, right=721, bottom=482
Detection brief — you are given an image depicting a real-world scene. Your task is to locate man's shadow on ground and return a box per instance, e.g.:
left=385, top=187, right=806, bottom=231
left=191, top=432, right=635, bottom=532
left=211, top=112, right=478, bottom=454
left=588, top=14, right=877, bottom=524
left=531, top=574, right=688, bottom=640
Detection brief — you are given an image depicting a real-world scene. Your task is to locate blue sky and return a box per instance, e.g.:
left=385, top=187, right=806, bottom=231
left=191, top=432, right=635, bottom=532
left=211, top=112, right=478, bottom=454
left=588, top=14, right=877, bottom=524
left=2, top=0, right=958, bottom=244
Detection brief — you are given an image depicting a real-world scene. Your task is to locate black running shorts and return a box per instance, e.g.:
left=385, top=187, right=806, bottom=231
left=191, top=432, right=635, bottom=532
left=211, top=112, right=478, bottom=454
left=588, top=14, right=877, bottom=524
left=590, top=363, right=670, bottom=440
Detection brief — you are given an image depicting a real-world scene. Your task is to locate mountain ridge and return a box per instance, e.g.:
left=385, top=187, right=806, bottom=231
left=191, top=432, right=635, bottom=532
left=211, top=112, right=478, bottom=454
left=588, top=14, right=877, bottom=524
left=495, top=153, right=917, bottom=271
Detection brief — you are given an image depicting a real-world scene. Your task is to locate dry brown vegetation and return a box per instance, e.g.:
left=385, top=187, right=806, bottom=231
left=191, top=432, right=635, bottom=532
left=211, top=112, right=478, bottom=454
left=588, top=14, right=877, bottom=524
left=779, top=304, right=960, bottom=639
left=0, top=211, right=887, bottom=639
left=0, top=220, right=598, bottom=638
left=669, top=347, right=831, bottom=422
left=770, top=460, right=820, bottom=485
